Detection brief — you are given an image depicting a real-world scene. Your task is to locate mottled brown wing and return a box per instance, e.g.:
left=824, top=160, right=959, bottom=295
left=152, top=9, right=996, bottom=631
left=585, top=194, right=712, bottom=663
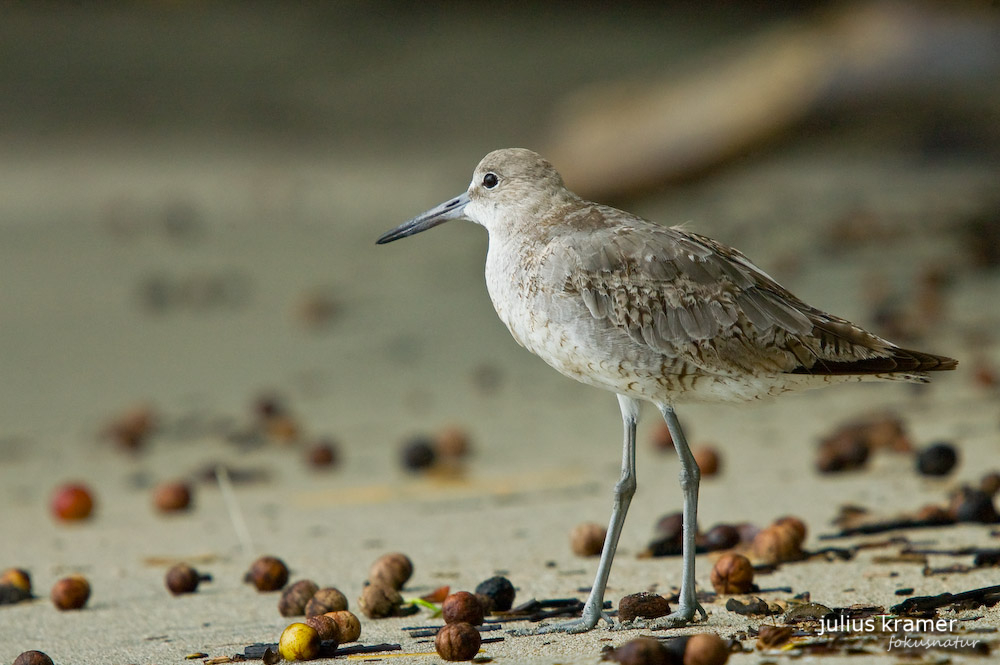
left=541, top=207, right=954, bottom=375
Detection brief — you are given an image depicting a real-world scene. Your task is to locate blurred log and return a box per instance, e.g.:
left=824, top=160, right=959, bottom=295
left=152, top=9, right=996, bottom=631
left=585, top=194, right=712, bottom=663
left=546, top=1, right=1000, bottom=198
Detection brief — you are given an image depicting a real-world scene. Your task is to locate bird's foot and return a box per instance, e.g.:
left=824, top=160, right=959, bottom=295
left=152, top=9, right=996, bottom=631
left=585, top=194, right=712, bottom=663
left=616, top=602, right=707, bottom=631
left=511, top=611, right=613, bottom=635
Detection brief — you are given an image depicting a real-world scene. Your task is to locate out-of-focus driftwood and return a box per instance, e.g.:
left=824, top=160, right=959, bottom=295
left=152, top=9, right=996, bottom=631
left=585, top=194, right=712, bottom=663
left=546, top=1, right=1000, bottom=198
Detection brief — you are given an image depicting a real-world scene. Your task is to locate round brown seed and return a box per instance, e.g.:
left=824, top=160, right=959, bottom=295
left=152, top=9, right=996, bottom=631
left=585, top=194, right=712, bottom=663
left=246, top=556, right=289, bottom=592
left=305, top=587, right=348, bottom=617
left=570, top=522, right=606, bottom=557
left=0, top=567, right=31, bottom=593
left=368, top=552, right=413, bottom=590
left=756, top=625, right=793, bottom=650
left=279, top=580, right=319, bottom=617
left=442, top=591, right=485, bottom=625
left=700, top=524, right=740, bottom=552
left=436, top=427, right=472, bottom=458
left=618, top=592, right=671, bottom=622
left=650, top=422, right=675, bottom=452
left=684, top=632, right=729, bottom=665
left=305, top=614, right=341, bottom=643
left=980, top=471, right=1000, bottom=497
left=306, top=440, right=339, bottom=468
left=605, top=637, right=673, bottom=665
left=435, top=622, right=481, bottom=661
left=357, top=583, right=402, bottom=619
left=915, top=503, right=952, bottom=523
left=751, top=525, right=801, bottom=564
left=692, top=445, right=721, bottom=477
left=165, top=563, right=208, bottom=595
left=51, top=483, right=95, bottom=522
left=772, top=516, right=807, bottom=548
left=950, top=487, right=999, bottom=523
left=153, top=481, right=192, bottom=513
left=12, top=651, right=54, bottom=665
left=324, top=610, right=361, bottom=642
left=709, top=553, right=754, bottom=594
left=51, top=574, right=90, bottom=610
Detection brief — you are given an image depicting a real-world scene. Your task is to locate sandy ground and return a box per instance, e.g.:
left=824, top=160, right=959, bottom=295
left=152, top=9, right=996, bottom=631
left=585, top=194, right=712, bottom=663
left=2, top=4, right=1000, bottom=665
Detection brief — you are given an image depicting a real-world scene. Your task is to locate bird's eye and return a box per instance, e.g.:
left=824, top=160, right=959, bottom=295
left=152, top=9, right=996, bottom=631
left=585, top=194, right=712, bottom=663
left=482, top=172, right=499, bottom=189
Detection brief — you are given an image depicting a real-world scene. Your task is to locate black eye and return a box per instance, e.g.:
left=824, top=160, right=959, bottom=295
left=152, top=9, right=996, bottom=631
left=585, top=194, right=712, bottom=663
left=482, top=172, right=499, bottom=189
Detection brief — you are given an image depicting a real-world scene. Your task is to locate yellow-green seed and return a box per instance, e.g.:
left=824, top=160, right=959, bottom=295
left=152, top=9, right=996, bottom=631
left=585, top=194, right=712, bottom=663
left=278, top=622, right=321, bottom=661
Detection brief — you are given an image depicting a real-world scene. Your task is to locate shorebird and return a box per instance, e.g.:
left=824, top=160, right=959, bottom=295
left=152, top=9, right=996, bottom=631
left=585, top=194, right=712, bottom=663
left=376, top=148, right=956, bottom=633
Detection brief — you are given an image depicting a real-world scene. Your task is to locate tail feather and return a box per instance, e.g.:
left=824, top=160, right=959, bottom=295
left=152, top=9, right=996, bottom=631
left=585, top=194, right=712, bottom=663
left=791, top=347, right=957, bottom=376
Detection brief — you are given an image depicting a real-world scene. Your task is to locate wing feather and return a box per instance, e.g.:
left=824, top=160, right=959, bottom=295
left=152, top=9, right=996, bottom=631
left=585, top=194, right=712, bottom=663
left=539, top=204, right=954, bottom=376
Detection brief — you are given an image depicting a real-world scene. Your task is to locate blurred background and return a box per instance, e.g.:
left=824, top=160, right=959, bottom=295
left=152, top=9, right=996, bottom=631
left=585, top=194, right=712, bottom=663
left=2, top=4, right=1000, bottom=663
left=1, top=0, right=998, bottom=489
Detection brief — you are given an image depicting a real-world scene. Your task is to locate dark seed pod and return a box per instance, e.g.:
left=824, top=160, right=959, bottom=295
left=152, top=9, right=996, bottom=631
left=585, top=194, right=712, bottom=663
left=51, top=575, right=90, bottom=610
left=816, top=435, right=869, bottom=473
left=474, top=575, right=515, bottom=611
left=474, top=592, right=495, bottom=615
left=305, top=587, right=348, bottom=617
left=442, top=591, right=485, bottom=625
left=368, top=552, right=413, bottom=590
left=165, top=563, right=209, bottom=595
left=684, top=632, right=729, bottom=665
left=51, top=483, right=95, bottom=522
left=915, top=503, right=953, bottom=524
left=655, top=512, right=684, bottom=539
left=246, top=556, right=289, bottom=592
left=13, top=651, right=54, bottom=665
left=692, top=446, right=721, bottom=477
left=306, top=440, right=339, bottom=468
left=357, top=583, right=402, bottom=619
left=0, top=568, right=31, bottom=594
left=751, top=525, right=802, bottom=564
left=279, top=579, right=319, bottom=617
left=153, top=481, right=192, bottom=513
left=756, top=625, right=793, bottom=649
left=650, top=422, right=675, bottom=452
left=436, top=427, right=472, bottom=458
left=916, top=442, right=958, bottom=476
left=604, top=636, right=674, bottom=665
left=950, top=487, right=999, bottom=524
left=324, top=610, right=361, bottom=642
left=0, top=583, right=32, bottom=605
left=305, top=614, right=341, bottom=643
left=980, top=471, right=1000, bottom=497
left=710, top=553, right=754, bottom=594
left=570, top=522, right=606, bottom=557
left=662, top=636, right=689, bottom=663
left=700, top=524, right=740, bottom=552
left=618, top=592, right=671, bottom=622
left=435, top=622, right=481, bottom=661
left=772, top=516, right=807, bottom=548
left=734, top=522, right=759, bottom=545
left=400, top=437, right=436, bottom=471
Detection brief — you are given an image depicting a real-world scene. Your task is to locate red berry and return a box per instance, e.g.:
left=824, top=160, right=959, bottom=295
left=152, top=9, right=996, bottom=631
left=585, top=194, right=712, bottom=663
left=51, top=483, right=94, bottom=521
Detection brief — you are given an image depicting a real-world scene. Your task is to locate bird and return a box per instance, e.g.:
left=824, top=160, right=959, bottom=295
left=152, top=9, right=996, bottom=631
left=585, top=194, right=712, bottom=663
left=375, top=148, right=957, bottom=633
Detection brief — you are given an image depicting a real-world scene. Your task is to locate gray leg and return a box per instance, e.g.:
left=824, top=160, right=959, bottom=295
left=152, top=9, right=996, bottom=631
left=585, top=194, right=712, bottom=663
left=636, top=404, right=707, bottom=628
left=520, top=394, right=640, bottom=634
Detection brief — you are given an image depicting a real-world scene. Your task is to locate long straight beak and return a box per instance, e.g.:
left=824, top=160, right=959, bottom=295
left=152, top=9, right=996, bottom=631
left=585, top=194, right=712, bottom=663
left=376, top=192, right=470, bottom=244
